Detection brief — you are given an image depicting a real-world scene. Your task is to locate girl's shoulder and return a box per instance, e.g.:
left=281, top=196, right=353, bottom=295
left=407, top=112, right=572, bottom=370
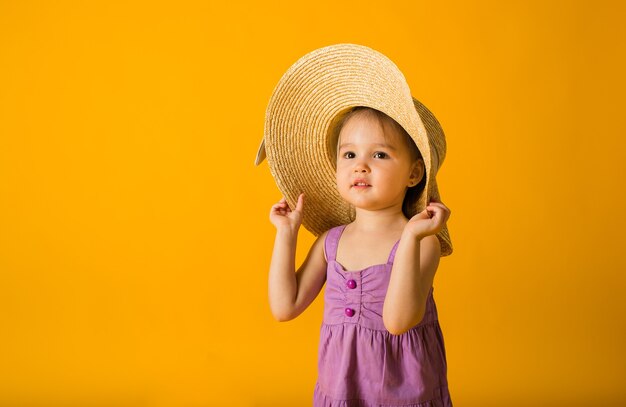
left=322, top=223, right=350, bottom=237
left=318, top=223, right=350, bottom=263
left=318, top=228, right=332, bottom=263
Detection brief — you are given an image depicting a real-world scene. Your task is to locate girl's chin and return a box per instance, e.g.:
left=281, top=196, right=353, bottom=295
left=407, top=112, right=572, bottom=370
left=343, top=198, right=383, bottom=209
left=340, top=196, right=405, bottom=212
left=337, top=191, right=395, bottom=210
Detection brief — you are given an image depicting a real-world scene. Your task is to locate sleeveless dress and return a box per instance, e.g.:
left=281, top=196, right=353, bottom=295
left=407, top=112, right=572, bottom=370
left=313, top=224, right=453, bottom=407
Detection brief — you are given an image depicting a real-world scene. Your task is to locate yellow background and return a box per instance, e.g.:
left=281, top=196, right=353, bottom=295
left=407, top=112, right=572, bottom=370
left=1, top=1, right=625, bottom=406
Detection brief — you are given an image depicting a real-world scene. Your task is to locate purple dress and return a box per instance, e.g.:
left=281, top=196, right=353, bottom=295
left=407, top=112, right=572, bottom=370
left=313, top=224, right=453, bottom=406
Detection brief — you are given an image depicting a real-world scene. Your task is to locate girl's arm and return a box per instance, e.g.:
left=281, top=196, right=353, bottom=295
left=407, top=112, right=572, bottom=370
left=383, top=200, right=451, bottom=335
left=268, top=194, right=328, bottom=321
left=383, top=232, right=440, bottom=335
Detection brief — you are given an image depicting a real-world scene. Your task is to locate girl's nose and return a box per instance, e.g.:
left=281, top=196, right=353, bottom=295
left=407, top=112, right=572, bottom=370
left=353, top=160, right=370, bottom=173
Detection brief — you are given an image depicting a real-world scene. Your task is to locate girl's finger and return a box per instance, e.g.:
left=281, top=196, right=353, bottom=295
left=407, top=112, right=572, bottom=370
left=427, top=208, right=439, bottom=219
left=429, top=206, right=446, bottom=221
left=426, top=204, right=441, bottom=212
left=428, top=207, right=450, bottom=227
left=428, top=202, right=449, bottom=214
left=295, top=193, right=304, bottom=212
left=427, top=201, right=444, bottom=208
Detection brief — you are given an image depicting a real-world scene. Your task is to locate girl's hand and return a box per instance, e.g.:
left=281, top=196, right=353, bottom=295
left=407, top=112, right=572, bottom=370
left=404, top=199, right=451, bottom=239
left=269, top=193, right=305, bottom=232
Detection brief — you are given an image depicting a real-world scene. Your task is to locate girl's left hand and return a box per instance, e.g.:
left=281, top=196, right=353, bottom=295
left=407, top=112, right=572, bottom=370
left=404, top=199, right=451, bottom=239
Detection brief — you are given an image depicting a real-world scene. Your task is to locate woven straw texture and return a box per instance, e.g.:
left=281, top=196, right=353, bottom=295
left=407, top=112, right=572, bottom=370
left=257, top=44, right=453, bottom=256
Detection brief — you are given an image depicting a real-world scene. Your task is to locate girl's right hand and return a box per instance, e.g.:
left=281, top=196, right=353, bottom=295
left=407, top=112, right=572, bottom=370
left=269, top=193, right=304, bottom=232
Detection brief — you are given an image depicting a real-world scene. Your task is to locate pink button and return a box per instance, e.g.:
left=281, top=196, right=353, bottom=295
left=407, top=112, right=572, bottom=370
left=345, top=308, right=355, bottom=317
left=346, top=279, right=357, bottom=289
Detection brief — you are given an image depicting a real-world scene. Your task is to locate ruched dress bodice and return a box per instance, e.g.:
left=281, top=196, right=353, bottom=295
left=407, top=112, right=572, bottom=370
left=314, top=224, right=453, bottom=407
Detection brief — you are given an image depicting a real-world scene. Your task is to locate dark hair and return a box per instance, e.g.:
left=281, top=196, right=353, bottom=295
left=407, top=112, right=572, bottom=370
left=334, top=106, right=426, bottom=219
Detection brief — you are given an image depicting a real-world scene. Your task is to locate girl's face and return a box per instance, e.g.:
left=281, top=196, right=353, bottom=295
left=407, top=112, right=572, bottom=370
left=336, top=112, right=423, bottom=214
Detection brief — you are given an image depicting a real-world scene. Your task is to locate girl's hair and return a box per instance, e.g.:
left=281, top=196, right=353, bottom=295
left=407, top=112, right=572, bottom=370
left=333, top=106, right=426, bottom=220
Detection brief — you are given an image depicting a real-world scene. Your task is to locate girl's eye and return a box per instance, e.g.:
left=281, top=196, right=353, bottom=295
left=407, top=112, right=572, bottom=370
left=343, top=152, right=356, bottom=159
left=374, top=152, right=387, bottom=159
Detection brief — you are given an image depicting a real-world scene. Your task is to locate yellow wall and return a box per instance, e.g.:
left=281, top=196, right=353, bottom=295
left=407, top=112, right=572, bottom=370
left=1, top=1, right=625, bottom=405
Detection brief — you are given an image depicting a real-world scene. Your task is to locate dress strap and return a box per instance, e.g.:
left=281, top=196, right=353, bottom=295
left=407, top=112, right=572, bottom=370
left=386, top=240, right=401, bottom=264
left=324, top=224, right=347, bottom=262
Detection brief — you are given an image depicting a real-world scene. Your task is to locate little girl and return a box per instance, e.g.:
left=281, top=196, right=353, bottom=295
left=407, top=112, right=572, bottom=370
left=258, top=44, right=453, bottom=406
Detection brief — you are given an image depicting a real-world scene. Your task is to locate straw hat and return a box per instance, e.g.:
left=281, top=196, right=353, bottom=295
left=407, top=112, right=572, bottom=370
left=255, top=43, right=453, bottom=257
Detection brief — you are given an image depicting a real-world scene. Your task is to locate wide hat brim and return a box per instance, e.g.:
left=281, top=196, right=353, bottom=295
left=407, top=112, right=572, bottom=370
left=256, top=43, right=453, bottom=257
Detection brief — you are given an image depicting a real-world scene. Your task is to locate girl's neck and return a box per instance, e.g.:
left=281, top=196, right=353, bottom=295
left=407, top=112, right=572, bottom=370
left=350, top=207, right=408, bottom=234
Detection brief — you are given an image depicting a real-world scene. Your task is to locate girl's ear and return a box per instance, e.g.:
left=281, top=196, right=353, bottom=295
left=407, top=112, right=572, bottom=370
left=408, top=159, right=424, bottom=187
